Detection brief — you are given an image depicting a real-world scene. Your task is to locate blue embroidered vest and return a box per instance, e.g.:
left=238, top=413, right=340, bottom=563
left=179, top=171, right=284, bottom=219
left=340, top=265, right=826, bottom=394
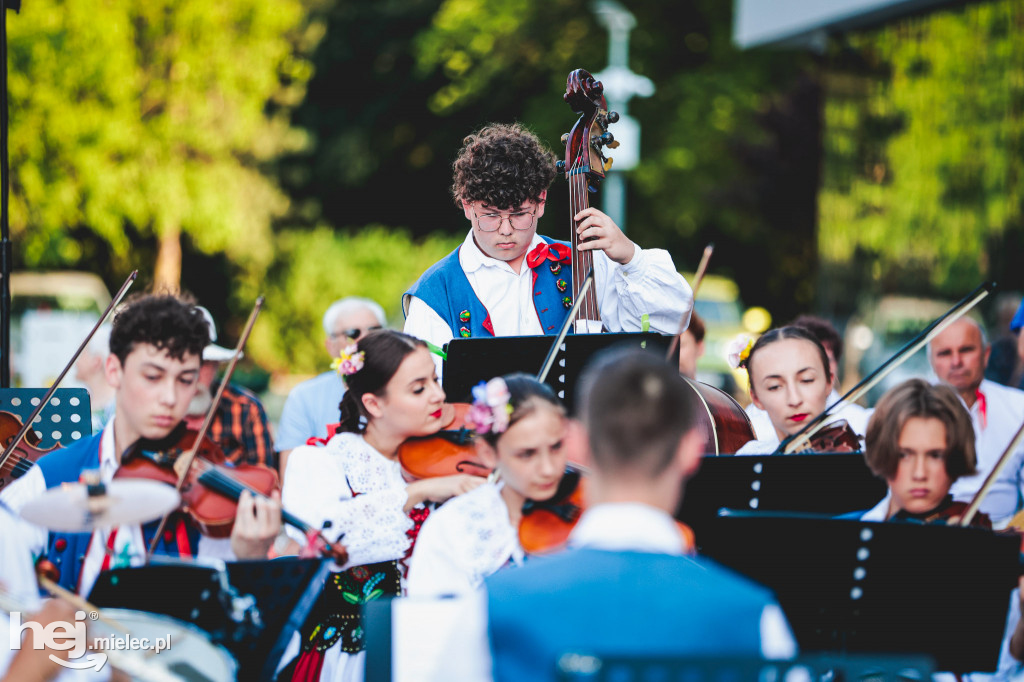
left=485, top=549, right=774, bottom=682
left=36, top=435, right=201, bottom=593
left=403, top=236, right=574, bottom=338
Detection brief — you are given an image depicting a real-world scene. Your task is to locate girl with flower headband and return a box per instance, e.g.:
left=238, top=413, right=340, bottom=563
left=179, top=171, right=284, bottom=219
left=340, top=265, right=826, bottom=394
left=278, top=329, right=483, bottom=681
left=734, top=326, right=858, bottom=454
left=406, top=373, right=569, bottom=597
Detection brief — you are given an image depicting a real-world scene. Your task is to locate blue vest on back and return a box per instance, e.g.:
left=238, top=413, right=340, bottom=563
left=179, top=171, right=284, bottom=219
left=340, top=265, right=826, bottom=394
left=35, top=435, right=201, bottom=593
left=485, top=548, right=774, bottom=682
left=403, top=236, right=574, bottom=337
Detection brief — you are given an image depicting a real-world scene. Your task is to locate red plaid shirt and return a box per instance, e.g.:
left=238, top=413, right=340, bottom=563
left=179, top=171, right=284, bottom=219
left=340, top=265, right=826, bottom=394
left=208, top=381, right=276, bottom=469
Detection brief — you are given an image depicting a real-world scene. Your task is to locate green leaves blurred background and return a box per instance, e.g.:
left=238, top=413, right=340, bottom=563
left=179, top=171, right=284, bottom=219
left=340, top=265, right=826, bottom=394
left=5, top=0, right=1022, bottom=376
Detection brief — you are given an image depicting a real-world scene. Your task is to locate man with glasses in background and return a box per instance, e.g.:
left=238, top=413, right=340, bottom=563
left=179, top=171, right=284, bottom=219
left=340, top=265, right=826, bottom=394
left=275, top=297, right=386, bottom=477
left=403, top=123, right=691, bottom=377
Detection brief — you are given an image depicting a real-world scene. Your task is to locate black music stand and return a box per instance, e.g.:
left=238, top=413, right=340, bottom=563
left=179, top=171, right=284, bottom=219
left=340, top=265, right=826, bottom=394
left=89, top=558, right=331, bottom=682
left=554, top=653, right=934, bottom=682
left=677, top=453, right=887, bottom=540
left=443, top=333, right=674, bottom=412
left=0, top=387, right=92, bottom=447
left=698, top=513, right=1019, bottom=672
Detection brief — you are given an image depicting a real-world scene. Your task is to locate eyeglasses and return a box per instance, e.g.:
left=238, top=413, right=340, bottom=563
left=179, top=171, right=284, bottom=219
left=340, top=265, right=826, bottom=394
left=471, top=207, right=537, bottom=232
left=330, top=325, right=383, bottom=341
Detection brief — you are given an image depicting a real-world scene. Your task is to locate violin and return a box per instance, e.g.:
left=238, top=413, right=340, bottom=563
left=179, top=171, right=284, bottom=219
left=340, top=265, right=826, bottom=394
left=115, top=421, right=348, bottom=561
left=398, top=407, right=596, bottom=554
left=0, top=410, right=58, bottom=490
left=801, top=419, right=862, bottom=454
left=116, top=423, right=279, bottom=537
left=893, top=499, right=992, bottom=529
left=398, top=403, right=489, bottom=480
left=520, top=468, right=696, bottom=554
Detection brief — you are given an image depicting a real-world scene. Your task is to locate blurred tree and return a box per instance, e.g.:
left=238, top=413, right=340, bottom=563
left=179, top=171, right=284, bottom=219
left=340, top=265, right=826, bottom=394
left=6, top=0, right=314, bottom=289
left=819, top=0, right=1024, bottom=308
left=239, top=226, right=461, bottom=374
left=284, top=0, right=814, bottom=320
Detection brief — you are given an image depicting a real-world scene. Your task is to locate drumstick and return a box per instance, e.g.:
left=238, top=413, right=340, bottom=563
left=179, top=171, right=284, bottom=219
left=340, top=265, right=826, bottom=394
left=666, top=243, right=714, bottom=362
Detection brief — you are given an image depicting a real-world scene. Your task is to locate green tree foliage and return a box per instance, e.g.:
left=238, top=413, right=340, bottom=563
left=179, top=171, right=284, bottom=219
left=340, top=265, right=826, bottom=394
left=240, top=226, right=461, bottom=374
left=820, top=0, right=1024, bottom=303
left=287, top=0, right=815, bottom=320
left=6, top=0, right=312, bottom=287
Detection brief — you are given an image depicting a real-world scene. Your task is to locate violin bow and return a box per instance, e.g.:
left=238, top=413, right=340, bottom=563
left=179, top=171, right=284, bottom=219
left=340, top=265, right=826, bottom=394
left=0, top=271, right=138, bottom=476
left=776, top=281, right=995, bottom=455
left=146, top=297, right=264, bottom=559
left=958, top=419, right=1024, bottom=527
left=666, top=243, right=714, bottom=362
left=538, top=268, right=595, bottom=384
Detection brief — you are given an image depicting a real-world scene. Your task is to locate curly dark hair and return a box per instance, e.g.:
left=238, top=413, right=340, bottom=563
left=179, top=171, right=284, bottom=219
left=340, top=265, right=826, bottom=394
left=451, top=123, right=557, bottom=210
left=109, top=293, right=210, bottom=365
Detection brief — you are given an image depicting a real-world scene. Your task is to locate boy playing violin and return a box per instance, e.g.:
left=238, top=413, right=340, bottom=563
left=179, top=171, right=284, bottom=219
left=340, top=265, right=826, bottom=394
left=0, top=293, right=281, bottom=597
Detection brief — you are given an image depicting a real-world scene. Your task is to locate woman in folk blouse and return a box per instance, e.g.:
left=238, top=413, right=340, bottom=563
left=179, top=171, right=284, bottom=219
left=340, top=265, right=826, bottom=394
left=278, top=330, right=482, bottom=682
left=406, top=374, right=570, bottom=597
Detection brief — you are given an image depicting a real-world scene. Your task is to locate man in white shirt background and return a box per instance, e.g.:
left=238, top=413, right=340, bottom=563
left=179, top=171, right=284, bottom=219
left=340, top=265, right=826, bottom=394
left=929, top=317, right=1024, bottom=527
left=402, top=122, right=692, bottom=377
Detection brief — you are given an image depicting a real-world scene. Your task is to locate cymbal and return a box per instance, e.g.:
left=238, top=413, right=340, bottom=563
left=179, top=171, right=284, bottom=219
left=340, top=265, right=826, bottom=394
left=21, top=479, right=180, bottom=532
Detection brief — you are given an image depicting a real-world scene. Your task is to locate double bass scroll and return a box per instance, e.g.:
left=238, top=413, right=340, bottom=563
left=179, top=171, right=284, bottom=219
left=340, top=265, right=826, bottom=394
left=560, top=69, right=619, bottom=332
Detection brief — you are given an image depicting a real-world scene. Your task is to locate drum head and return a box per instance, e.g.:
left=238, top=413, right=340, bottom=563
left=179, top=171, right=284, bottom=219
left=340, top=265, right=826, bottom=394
left=92, top=608, right=237, bottom=682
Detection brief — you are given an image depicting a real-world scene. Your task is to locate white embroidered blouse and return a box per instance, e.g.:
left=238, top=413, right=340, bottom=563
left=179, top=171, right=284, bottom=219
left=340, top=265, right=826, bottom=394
left=405, top=482, right=524, bottom=597
left=282, top=432, right=415, bottom=570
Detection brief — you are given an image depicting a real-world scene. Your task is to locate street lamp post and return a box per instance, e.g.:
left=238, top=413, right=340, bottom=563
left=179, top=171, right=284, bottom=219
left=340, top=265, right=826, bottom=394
left=592, top=0, right=654, bottom=234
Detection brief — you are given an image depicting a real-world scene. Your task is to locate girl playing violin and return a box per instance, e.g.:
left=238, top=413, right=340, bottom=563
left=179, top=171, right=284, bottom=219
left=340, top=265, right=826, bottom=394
left=854, top=378, right=987, bottom=526
left=278, top=330, right=482, bottom=681
left=405, top=374, right=569, bottom=597
left=736, top=326, right=850, bottom=454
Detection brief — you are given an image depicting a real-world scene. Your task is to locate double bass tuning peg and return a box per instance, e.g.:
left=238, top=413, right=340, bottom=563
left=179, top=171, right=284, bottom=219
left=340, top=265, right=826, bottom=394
left=607, top=111, right=620, bottom=123
left=561, top=133, right=569, bottom=145
left=555, top=160, right=566, bottom=172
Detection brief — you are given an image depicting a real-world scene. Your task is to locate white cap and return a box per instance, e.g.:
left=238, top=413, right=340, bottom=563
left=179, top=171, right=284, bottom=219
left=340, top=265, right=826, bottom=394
left=197, top=306, right=240, bottom=363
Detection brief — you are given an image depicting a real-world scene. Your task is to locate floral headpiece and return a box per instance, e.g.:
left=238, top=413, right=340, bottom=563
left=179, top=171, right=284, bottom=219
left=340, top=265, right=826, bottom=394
left=726, top=333, right=756, bottom=370
left=466, top=377, right=513, bottom=435
left=331, top=343, right=366, bottom=382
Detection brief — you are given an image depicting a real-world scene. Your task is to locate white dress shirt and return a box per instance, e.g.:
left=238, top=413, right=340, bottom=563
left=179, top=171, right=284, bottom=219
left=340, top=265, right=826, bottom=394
left=947, top=379, right=1024, bottom=527
left=0, top=418, right=234, bottom=598
left=403, top=230, right=693, bottom=376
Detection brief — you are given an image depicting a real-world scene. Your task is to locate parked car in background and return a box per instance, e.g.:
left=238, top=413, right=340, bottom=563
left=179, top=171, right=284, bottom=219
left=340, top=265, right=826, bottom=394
left=843, top=295, right=954, bottom=406
left=10, top=271, right=111, bottom=388
left=681, top=272, right=771, bottom=402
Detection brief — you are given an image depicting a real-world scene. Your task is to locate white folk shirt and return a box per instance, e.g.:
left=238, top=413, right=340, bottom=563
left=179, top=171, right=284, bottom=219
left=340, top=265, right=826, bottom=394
left=277, top=432, right=418, bottom=682
left=948, top=379, right=1024, bottom=528
left=403, top=230, right=693, bottom=377
left=406, top=482, right=523, bottom=598
left=0, top=418, right=234, bottom=598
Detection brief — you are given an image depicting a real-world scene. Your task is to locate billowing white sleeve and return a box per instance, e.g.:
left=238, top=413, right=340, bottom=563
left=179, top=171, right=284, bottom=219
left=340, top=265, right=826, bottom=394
left=595, top=245, right=693, bottom=335
left=403, top=296, right=454, bottom=380
left=282, top=445, right=412, bottom=570
left=405, top=509, right=477, bottom=598
left=0, top=467, right=49, bottom=565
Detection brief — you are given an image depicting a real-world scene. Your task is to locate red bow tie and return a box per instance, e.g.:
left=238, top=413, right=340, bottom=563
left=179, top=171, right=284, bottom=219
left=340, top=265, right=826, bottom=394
left=526, top=242, right=572, bottom=269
